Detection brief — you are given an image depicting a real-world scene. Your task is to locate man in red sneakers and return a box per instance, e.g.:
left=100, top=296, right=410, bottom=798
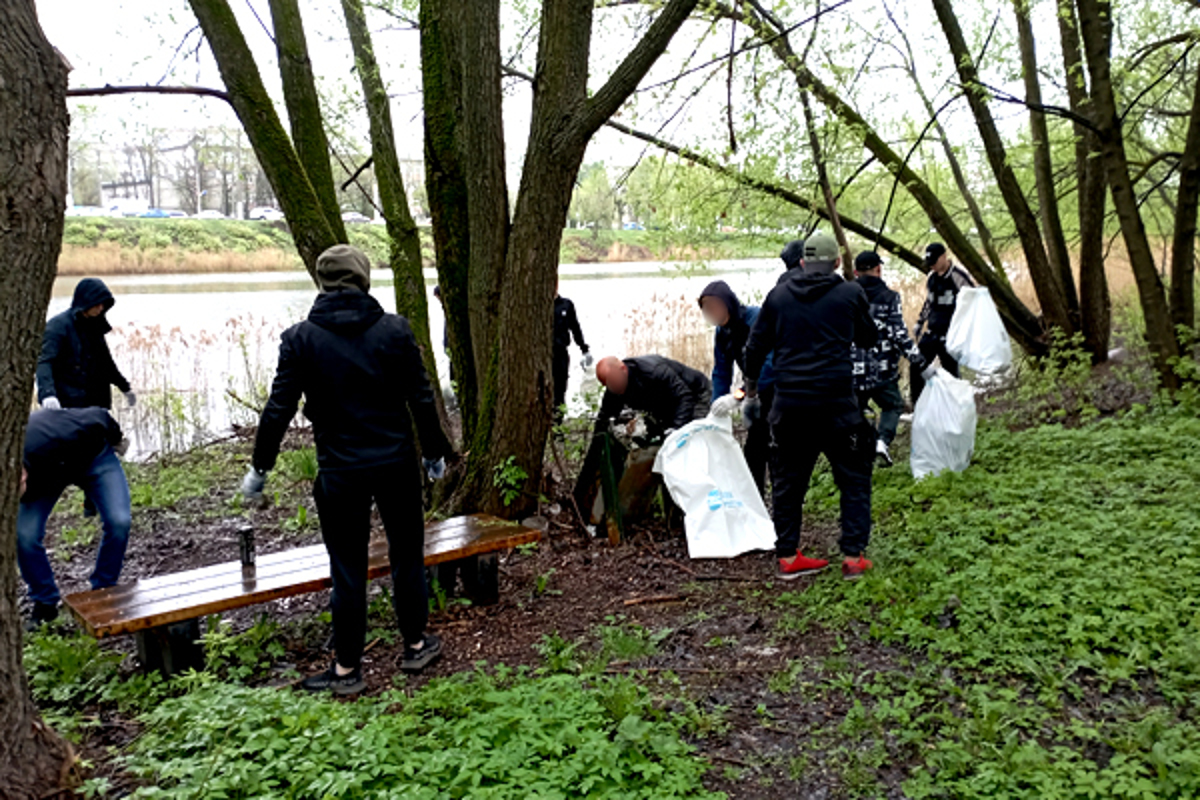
left=743, top=232, right=879, bottom=581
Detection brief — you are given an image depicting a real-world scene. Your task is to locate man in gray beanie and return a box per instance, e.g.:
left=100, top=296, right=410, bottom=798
left=242, top=244, right=452, bottom=694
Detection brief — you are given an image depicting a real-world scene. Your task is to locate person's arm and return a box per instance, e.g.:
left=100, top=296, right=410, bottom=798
left=34, top=324, right=60, bottom=402
left=251, top=333, right=304, bottom=473
left=567, top=301, right=589, bottom=353
left=887, top=294, right=926, bottom=370
left=101, top=339, right=131, bottom=394
left=592, top=390, right=624, bottom=436
left=853, top=288, right=880, bottom=350
left=710, top=334, right=733, bottom=399
left=743, top=297, right=777, bottom=390
left=102, top=412, right=124, bottom=448
left=396, top=318, right=452, bottom=460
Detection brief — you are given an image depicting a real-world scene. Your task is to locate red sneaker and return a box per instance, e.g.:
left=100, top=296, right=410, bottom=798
left=777, top=553, right=829, bottom=581
left=842, top=555, right=873, bottom=581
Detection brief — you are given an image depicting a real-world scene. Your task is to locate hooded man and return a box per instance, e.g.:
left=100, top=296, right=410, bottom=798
left=744, top=231, right=879, bottom=581
left=37, top=278, right=135, bottom=411
left=18, top=407, right=131, bottom=629
left=241, top=245, right=452, bottom=695
left=553, top=284, right=592, bottom=422
left=851, top=251, right=935, bottom=466
left=911, top=242, right=975, bottom=403
left=698, top=281, right=774, bottom=492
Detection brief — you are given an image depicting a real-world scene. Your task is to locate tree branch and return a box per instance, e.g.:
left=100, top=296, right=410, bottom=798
left=65, top=84, right=231, bottom=103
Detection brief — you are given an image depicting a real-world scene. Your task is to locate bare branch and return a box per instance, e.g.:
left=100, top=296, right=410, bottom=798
left=66, top=84, right=231, bottom=103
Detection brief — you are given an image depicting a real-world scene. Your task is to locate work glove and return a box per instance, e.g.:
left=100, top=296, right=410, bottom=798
left=742, top=394, right=762, bottom=423
left=580, top=352, right=594, bottom=370
left=124, top=391, right=137, bottom=408
left=42, top=396, right=61, bottom=410
left=424, top=457, right=446, bottom=481
left=710, top=394, right=741, bottom=418
left=241, top=467, right=267, bottom=502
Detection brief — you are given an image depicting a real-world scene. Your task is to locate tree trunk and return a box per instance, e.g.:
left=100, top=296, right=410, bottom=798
left=188, top=0, right=337, bottom=279
left=0, top=2, right=74, bottom=795
left=1014, top=0, right=1079, bottom=320
left=268, top=0, right=348, bottom=243
left=932, top=0, right=1075, bottom=334
left=1169, top=55, right=1200, bottom=333
left=341, top=0, right=448, bottom=431
left=1076, top=0, right=1181, bottom=388
left=1059, top=0, right=1110, bottom=361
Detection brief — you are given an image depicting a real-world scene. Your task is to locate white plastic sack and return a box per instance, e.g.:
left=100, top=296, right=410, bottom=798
left=911, top=369, right=977, bottom=480
left=653, top=415, right=776, bottom=558
left=945, top=287, right=1013, bottom=374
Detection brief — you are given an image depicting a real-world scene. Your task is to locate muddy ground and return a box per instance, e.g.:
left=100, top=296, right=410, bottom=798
left=32, top=426, right=918, bottom=799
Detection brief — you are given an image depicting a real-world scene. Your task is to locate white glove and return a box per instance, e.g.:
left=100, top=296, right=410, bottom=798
left=424, top=457, right=446, bottom=481
left=42, top=396, right=61, bottom=410
left=710, top=394, right=741, bottom=418
left=580, top=352, right=594, bottom=370
left=241, top=467, right=267, bottom=501
left=124, top=391, right=137, bottom=408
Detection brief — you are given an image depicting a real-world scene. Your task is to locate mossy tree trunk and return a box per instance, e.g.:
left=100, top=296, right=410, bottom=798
left=1169, top=55, right=1200, bottom=334
left=0, top=1, right=74, bottom=794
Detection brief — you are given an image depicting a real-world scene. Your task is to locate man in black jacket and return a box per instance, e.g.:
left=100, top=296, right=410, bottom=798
left=911, top=242, right=976, bottom=403
left=553, top=286, right=592, bottom=421
left=242, top=245, right=452, bottom=695
left=19, top=408, right=131, bottom=628
left=745, top=232, right=879, bottom=581
left=851, top=252, right=933, bottom=466
left=37, top=278, right=136, bottom=411
left=593, top=355, right=711, bottom=440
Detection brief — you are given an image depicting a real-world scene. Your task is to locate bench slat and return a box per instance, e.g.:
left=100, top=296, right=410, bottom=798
left=64, top=514, right=538, bottom=638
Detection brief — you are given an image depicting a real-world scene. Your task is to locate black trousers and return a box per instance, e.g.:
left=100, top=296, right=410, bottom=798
left=553, top=350, right=570, bottom=420
left=857, top=379, right=905, bottom=446
left=769, top=399, right=874, bottom=559
left=910, top=334, right=960, bottom=405
left=744, top=386, right=774, bottom=494
left=313, top=460, right=427, bottom=669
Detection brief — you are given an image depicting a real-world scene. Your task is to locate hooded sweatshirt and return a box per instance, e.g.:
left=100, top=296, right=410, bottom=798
left=745, top=270, right=877, bottom=412
left=23, top=407, right=123, bottom=501
left=697, top=281, right=774, bottom=398
left=252, top=288, right=451, bottom=472
left=36, top=278, right=130, bottom=410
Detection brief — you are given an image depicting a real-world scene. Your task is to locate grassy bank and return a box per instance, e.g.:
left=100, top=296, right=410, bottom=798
left=58, top=218, right=788, bottom=276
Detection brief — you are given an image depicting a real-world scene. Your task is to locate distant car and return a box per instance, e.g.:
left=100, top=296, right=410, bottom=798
left=65, top=206, right=108, bottom=217
left=139, top=208, right=171, bottom=218
left=167, top=210, right=189, bottom=218
left=341, top=211, right=371, bottom=224
left=623, top=221, right=645, bottom=231
left=249, top=206, right=285, bottom=221
left=194, top=209, right=226, bottom=220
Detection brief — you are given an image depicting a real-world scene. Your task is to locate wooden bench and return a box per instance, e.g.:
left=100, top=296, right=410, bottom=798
left=63, top=513, right=540, bottom=674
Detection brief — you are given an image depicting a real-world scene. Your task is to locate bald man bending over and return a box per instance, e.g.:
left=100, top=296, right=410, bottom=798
left=593, top=355, right=712, bottom=441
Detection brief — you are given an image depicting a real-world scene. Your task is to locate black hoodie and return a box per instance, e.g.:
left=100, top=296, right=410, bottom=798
left=23, top=408, right=123, bottom=501
left=252, top=289, right=451, bottom=472
left=745, top=270, right=877, bottom=411
left=36, top=278, right=130, bottom=410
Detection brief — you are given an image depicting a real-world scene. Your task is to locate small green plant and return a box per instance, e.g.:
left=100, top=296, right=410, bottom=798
left=55, top=520, right=99, bottom=561
left=492, top=455, right=529, bottom=507
left=534, top=568, right=561, bottom=597
left=276, top=447, right=319, bottom=482
left=281, top=503, right=310, bottom=532
left=201, top=615, right=286, bottom=683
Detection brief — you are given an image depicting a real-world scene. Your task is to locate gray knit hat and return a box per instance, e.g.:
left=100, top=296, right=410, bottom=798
left=315, top=244, right=371, bottom=293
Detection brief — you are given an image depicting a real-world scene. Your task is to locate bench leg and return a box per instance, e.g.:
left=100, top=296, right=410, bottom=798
left=135, top=618, right=204, bottom=676
left=460, top=553, right=500, bottom=606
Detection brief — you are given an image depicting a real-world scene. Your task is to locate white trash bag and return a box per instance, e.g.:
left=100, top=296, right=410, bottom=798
left=945, top=287, right=1013, bottom=374
left=911, top=369, right=977, bottom=480
left=653, top=415, right=776, bottom=558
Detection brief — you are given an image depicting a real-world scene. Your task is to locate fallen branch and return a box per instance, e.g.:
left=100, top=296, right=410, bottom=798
left=623, top=594, right=688, bottom=606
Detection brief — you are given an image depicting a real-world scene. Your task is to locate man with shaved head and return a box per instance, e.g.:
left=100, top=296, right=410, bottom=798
left=593, top=355, right=711, bottom=440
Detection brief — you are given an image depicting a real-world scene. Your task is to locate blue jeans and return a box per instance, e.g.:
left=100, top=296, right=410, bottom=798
left=17, top=446, right=131, bottom=605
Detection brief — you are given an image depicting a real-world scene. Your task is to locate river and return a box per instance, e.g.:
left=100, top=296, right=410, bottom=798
left=48, top=258, right=787, bottom=458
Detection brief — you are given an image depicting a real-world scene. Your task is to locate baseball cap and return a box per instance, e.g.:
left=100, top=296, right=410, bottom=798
left=803, top=231, right=839, bottom=264
left=923, top=242, right=947, bottom=268
left=854, top=251, right=883, bottom=272
left=780, top=239, right=805, bottom=269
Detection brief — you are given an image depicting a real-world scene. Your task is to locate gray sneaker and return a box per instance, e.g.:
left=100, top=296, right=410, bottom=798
left=301, top=662, right=365, bottom=696
left=401, top=633, right=443, bottom=673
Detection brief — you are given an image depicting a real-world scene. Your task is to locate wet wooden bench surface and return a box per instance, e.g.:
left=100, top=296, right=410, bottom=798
left=64, top=513, right=539, bottom=638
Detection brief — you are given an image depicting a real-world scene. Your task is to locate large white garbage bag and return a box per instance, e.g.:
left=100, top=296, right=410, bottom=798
left=945, top=287, right=1013, bottom=373
left=911, top=369, right=977, bottom=479
left=653, top=415, right=776, bottom=558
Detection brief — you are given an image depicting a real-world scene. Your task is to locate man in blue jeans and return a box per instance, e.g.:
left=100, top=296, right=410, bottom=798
left=18, top=407, right=131, bottom=628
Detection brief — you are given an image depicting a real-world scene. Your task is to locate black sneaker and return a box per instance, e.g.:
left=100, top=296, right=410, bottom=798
left=400, top=633, right=443, bottom=674
left=300, top=662, right=365, bottom=696
left=24, top=602, right=59, bottom=632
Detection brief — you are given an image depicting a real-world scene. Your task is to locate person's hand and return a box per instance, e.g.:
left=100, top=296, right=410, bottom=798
left=241, top=467, right=267, bottom=502
left=921, top=362, right=939, bottom=382
left=42, top=396, right=61, bottom=410
left=580, top=352, right=594, bottom=370
left=124, top=391, right=137, bottom=408
left=710, top=394, right=741, bottom=418
left=115, top=438, right=130, bottom=458
left=424, top=457, right=446, bottom=481
left=743, top=394, right=762, bottom=423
